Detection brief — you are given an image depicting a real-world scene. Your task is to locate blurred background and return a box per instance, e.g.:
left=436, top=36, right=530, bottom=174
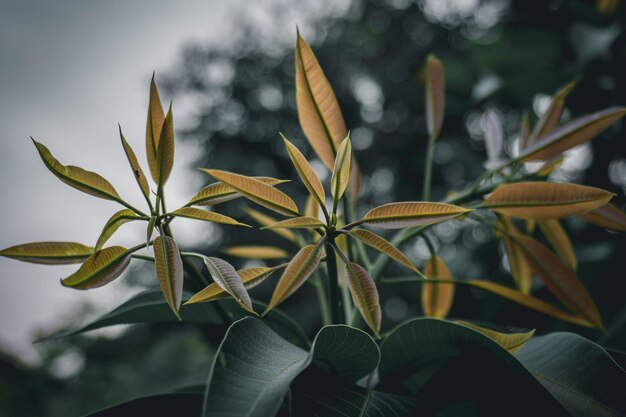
left=1, top=0, right=625, bottom=415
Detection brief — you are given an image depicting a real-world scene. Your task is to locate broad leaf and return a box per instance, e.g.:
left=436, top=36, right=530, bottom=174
left=155, top=105, right=175, bottom=187
left=153, top=235, right=184, bottom=318
left=145, top=75, right=166, bottom=184
left=32, top=139, right=120, bottom=201
left=497, top=216, right=533, bottom=293
left=483, top=182, right=614, bottom=219
left=282, top=133, right=326, bottom=209
left=186, top=266, right=277, bottom=304
left=358, top=202, right=470, bottom=229
left=201, top=169, right=300, bottom=216
left=425, top=54, right=445, bottom=139
left=202, top=256, right=254, bottom=314
left=223, top=245, right=288, bottom=259
left=187, top=177, right=288, bottom=207
left=0, top=242, right=93, bottom=265
left=422, top=256, right=455, bottom=319
left=264, top=216, right=325, bottom=230
left=266, top=244, right=322, bottom=311
left=330, top=135, right=352, bottom=203
left=95, top=209, right=138, bottom=251
left=580, top=202, right=626, bottom=232
left=456, top=321, right=534, bottom=354
left=62, top=246, right=131, bottom=289
left=171, top=207, right=249, bottom=227
left=539, top=219, right=577, bottom=269
left=530, top=81, right=576, bottom=143
left=349, top=229, right=420, bottom=274
left=119, top=126, right=151, bottom=201
left=344, top=262, right=381, bottom=336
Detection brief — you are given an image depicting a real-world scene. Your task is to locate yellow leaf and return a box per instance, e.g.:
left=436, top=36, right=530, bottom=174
left=529, top=81, right=576, bottom=143
left=425, top=55, right=445, bottom=139
left=264, top=216, right=325, bottom=230
left=156, top=104, right=175, bottom=187
left=95, top=209, right=138, bottom=251
left=223, top=246, right=289, bottom=260
left=497, top=216, right=533, bottom=294
left=359, top=202, right=471, bottom=229
left=0, top=242, right=93, bottom=265
left=422, top=256, right=455, bottom=319
left=201, top=169, right=300, bottom=217
left=580, top=203, right=626, bottom=232
left=62, top=246, right=131, bottom=289
left=344, top=262, right=381, bottom=337
left=266, top=244, right=322, bottom=311
left=457, top=321, right=535, bottom=354
left=295, top=31, right=347, bottom=170
left=188, top=177, right=288, bottom=207
left=483, top=182, right=614, bottom=220
left=281, top=133, right=326, bottom=210
left=203, top=256, right=254, bottom=314
left=171, top=207, right=249, bottom=227
left=146, top=74, right=166, bottom=184
left=330, top=135, right=352, bottom=204
left=185, top=266, right=276, bottom=304
left=245, top=208, right=298, bottom=243
left=153, top=235, right=184, bottom=318
left=349, top=229, right=420, bottom=274
left=538, top=219, right=577, bottom=270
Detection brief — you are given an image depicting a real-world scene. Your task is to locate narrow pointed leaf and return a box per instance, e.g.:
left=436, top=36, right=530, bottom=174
left=580, top=202, right=626, bottom=232
left=203, top=256, right=254, bottom=314
left=344, top=262, right=381, bottom=336
left=223, top=246, right=288, bottom=260
left=171, top=207, right=249, bottom=227
left=483, top=182, right=614, bottom=220
left=188, top=177, right=287, bottom=207
left=498, top=216, right=533, bottom=293
left=156, top=105, right=175, bottom=187
left=330, top=135, right=352, bottom=203
left=359, top=202, right=471, bottom=229
left=32, top=139, right=120, bottom=201
left=267, top=244, right=322, bottom=311
left=349, top=229, right=420, bottom=274
left=119, top=127, right=151, bottom=201
left=153, top=235, right=183, bottom=318
left=264, top=216, right=325, bottom=230
left=61, top=246, right=130, bottom=289
left=201, top=169, right=300, bottom=216
left=530, top=81, right=576, bottom=143
left=304, top=194, right=320, bottom=219
left=425, top=55, right=445, bottom=139
left=186, top=266, right=278, bottom=304
left=518, top=107, right=626, bottom=161
left=456, top=321, right=535, bottom=353
left=146, top=75, right=166, bottom=183
left=422, top=256, right=455, bottom=319
left=281, top=133, right=326, bottom=208
left=0, top=242, right=93, bottom=265
left=146, top=216, right=156, bottom=249
left=295, top=31, right=347, bottom=170
left=245, top=208, right=298, bottom=243
left=520, top=112, right=531, bottom=150
left=539, top=220, right=577, bottom=269
left=95, top=209, right=138, bottom=251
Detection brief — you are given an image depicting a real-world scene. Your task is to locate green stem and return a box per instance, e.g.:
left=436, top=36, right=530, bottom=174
left=312, top=271, right=331, bottom=326
left=422, top=132, right=437, bottom=201
left=115, top=197, right=149, bottom=218
left=324, top=239, right=343, bottom=324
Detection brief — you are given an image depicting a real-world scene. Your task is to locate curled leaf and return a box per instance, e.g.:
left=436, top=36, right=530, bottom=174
left=95, top=209, right=138, bottom=251
left=579, top=203, right=626, bottom=232
left=344, top=262, right=381, bottom=336
left=348, top=229, right=420, bottom=274
left=153, top=235, right=184, bottom=318
left=359, top=202, right=471, bottom=229
left=538, top=220, right=577, bottom=270
left=422, top=256, right=455, bottom=319
left=203, top=257, right=254, bottom=314
left=281, top=134, right=326, bottom=210
left=146, top=75, right=166, bottom=183
left=245, top=208, right=298, bottom=243
left=171, top=207, right=249, bottom=227
left=457, top=321, right=535, bottom=354
left=119, top=127, right=151, bottom=201
left=186, top=266, right=277, bottom=304
left=330, top=135, right=352, bottom=204
left=223, top=246, right=288, bottom=260
left=264, top=216, right=325, bottom=230
left=0, top=242, right=93, bottom=265
left=62, top=246, right=131, bottom=289
left=425, top=54, right=445, bottom=139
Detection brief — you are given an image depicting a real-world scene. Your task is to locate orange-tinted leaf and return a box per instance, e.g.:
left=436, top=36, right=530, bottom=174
left=95, top=209, right=138, bottom=251
left=203, top=256, right=254, bottom=314
left=119, top=127, right=151, bottom=201
left=330, top=135, right=352, bottom=204
left=580, top=203, right=626, bottom=232
left=146, top=74, right=166, bottom=183
left=264, top=216, right=325, bottom=230
left=359, top=202, right=470, bottom=229
left=223, top=246, right=288, bottom=260
left=62, top=246, right=130, bottom=289
left=497, top=216, right=533, bottom=293
left=153, top=235, right=184, bottom=318
left=304, top=194, right=320, bottom=219
left=156, top=105, right=175, bottom=187
left=281, top=134, right=326, bottom=209
left=422, top=256, right=455, bottom=319
left=530, top=81, right=576, bottom=143
left=425, top=55, right=445, bottom=139
left=186, top=266, right=277, bottom=304
left=245, top=208, right=298, bottom=243
left=171, top=207, right=249, bottom=227
left=538, top=219, right=577, bottom=270
left=349, top=229, right=420, bottom=274
left=344, top=262, right=381, bottom=336
left=188, top=177, right=287, bottom=207
left=0, top=242, right=93, bottom=265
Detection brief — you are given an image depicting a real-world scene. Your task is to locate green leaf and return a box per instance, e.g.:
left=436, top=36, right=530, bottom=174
left=222, top=245, right=289, bottom=259
left=263, top=216, right=325, bottom=230
left=145, top=74, right=166, bottom=184
left=95, top=209, right=138, bottom=251
left=330, top=134, right=352, bottom=204
left=187, top=177, right=288, bottom=207
left=0, top=242, right=93, bottom=265
left=425, top=54, right=445, bottom=139
left=358, top=202, right=471, bottom=229
left=202, top=256, right=254, bottom=314
left=81, top=393, right=202, bottom=417
left=456, top=321, right=534, bottom=354
left=344, top=262, right=381, bottom=337
left=146, top=216, right=156, bottom=249
left=170, top=207, right=249, bottom=227
left=348, top=229, right=420, bottom=274
left=186, top=266, right=278, bottom=304
left=281, top=133, right=326, bottom=211
left=156, top=104, right=175, bottom=187
left=61, top=246, right=131, bottom=289
left=119, top=126, right=151, bottom=201
left=153, top=235, right=183, bottom=318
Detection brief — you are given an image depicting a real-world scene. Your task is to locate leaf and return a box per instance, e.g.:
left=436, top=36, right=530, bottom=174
left=295, top=31, right=348, bottom=171
left=281, top=133, right=326, bottom=209
left=520, top=112, right=531, bottom=150
left=518, top=107, right=626, bottom=162
left=156, top=104, right=175, bottom=187
left=119, top=126, right=151, bottom=201
left=580, top=202, right=626, bottom=232
left=425, top=54, right=445, bottom=139
left=170, top=207, right=249, bottom=227
left=153, top=235, right=184, bottom=318
left=513, top=234, right=602, bottom=328
left=538, top=219, right=577, bottom=269
left=359, top=202, right=471, bottom=229
left=422, top=256, right=455, bottom=319
left=344, top=262, right=381, bottom=336
left=32, top=139, right=120, bottom=201
left=348, top=229, right=420, bottom=274
left=456, top=321, right=534, bottom=354
left=330, top=134, right=352, bottom=205
left=186, top=266, right=277, bottom=304
left=146, top=216, right=156, bottom=249
left=0, top=242, right=93, bottom=265
left=223, top=246, right=288, bottom=260
left=530, top=81, right=576, bottom=143
left=145, top=74, right=166, bottom=184
left=201, top=169, right=300, bottom=216
left=82, top=393, right=202, bottom=417
left=483, top=182, right=614, bottom=220
left=245, top=208, right=298, bottom=243
left=95, top=209, right=138, bottom=251
left=263, top=216, right=325, bottom=230
left=61, top=246, right=131, bottom=289
left=266, top=244, right=322, bottom=311
left=187, top=177, right=288, bottom=206
left=497, top=216, right=533, bottom=293
left=304, top=194, right=320, bottom=219
left=202, top=256, right=254, bottom=314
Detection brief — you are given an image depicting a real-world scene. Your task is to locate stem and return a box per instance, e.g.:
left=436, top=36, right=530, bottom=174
left=312, top=271, right=331, bottom=326
left=422, top=132, right=437, bottom=201
left=324, top=239, right=343, bottom=324
left=115, top=197, right=149, bottom=218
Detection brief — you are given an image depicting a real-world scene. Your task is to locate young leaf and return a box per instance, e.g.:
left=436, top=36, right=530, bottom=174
left=358, top=202, right=471, bottom=229
left=483, top=182, right=614, bottom=220
left=264, top=216, right=325, bottom=230
left=187, top=177, right=288, bottom=207
left=0, top=242, right=93, bottom=265
left=156, top=104, right=175, bottom=187
left=95, top=209, right=138, bottom=251
left=266, top=244, right=322, bottom=312
left=223, top=246, right=288, bottom=260
left=281, top=134, right=326, bottom=210
left=146, top=75, right=166, bottom=183
left=348, top=229, right=420, bottom=274
left=538, top=220, right=577, bottom=270
left=245, top=208, right=298, bottom=243
left=304, top=194, right=320, bottom=219
left=146, top=216, right=156, bottom=249
left=201, top=169, right=300, bottom=217
left=203, top=256, right=254, bottom=314
left=119, top=126, right=151, bottom=201
left=295, top=31, right=347, bottom=170
left=579, top=203, right=626, bottom=232
left=422, top=256, right=455, bottom=319
left=61, top=246, right=131, bottom=289
left=530, top=81, right=576, bottom=143
left=32, top=139, right=120, bottom=201
left=425, top=54, right=445, bottom=139
left=171, top=207, right=249, bottom=227
left=456, top=321, right=535, bottom=354
left=344, top=262, right=381, bottom=337
left=514, top=234, right=602, bottom=328
left=186, top=267, right=277, bottom=304
left=518, top=107, right=626, bottom=161
left=497, top=216, right=533, bottom=293
left=153, top=235, right=184, bottom=318
left=330, top=135, right=352, bottom=204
